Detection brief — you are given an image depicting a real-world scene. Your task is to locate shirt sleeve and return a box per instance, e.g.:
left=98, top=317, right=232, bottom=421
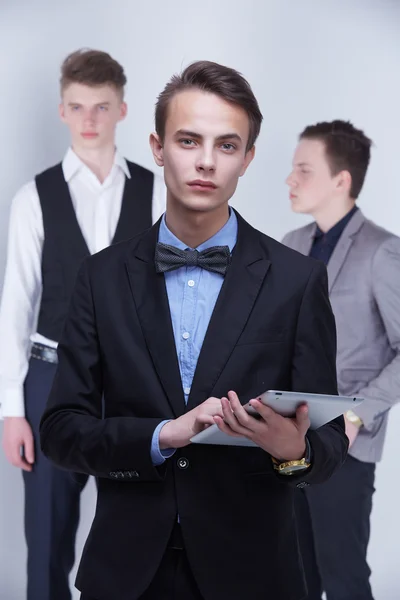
left=150, top=420, right=176, bottom=465
left=0, top=181, right=44, bottom=418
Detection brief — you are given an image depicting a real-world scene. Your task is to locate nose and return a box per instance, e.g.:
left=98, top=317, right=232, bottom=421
left=196, top=143, right=216, bottom=174
left=285, top=171, right=297, bottom=187
left=83, top=107, right=96, bottom=126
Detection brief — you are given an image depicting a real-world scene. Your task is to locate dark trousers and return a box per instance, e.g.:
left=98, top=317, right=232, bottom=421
left=296, top=455, right=376, bottom=600
left=81, top=523, right=203, bottom=600
left=23, top=356, right=88, bottom=600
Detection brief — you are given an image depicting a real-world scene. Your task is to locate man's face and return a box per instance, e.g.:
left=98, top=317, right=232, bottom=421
left=286, top=139, right=340, bottom=215
left=59, top=83, right=127, bottom=151
left=151, top=89, right=255, bottom=213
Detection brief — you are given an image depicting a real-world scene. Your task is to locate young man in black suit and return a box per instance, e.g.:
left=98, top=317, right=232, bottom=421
left=40, top=60, right=348, bottom=600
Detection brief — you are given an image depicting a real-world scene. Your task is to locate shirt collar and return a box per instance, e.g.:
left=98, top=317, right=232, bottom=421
left=61, top=147, right=130, bottom=182
left=158, top=207, right=238, bottom=253
left=314, top=205, right=359, bottom=241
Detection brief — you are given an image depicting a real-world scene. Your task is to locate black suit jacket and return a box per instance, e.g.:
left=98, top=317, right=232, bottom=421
left=40, top=212, right=348, bottom=600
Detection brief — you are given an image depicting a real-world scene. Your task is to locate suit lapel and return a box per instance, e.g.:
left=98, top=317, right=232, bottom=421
left=297, top=223, right=316, bottom=257
left=125, top=221, right=185, bottom=417
left=326, top=210, right=366, bottom=292
left=187, top=214, right=271, bottom=411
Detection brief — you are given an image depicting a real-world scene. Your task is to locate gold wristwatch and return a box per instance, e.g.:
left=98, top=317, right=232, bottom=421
left=345, top=410, right=363, bottom=429
left=271, top=438, right=312, bottom=476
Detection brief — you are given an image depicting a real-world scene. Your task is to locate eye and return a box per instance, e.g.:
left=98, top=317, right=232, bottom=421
left=179, top=139, right=196, bottom=147
left=221, top=143, right=236, bottom=151
left=71, top=105, right=80, bottom=111
left=98, top=105, right=108, bottom=111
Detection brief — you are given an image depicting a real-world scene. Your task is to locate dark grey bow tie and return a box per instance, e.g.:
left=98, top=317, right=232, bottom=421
left=155, top=242, right=231, bottom=276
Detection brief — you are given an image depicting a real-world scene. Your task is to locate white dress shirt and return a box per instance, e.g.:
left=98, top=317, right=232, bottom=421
left=0, top=148, right=166, bottom=417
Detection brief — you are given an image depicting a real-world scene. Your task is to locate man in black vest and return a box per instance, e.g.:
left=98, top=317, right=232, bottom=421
left=0, top=49, right=165, bottom=600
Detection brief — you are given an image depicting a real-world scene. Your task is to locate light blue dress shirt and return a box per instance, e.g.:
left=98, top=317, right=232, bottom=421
left=150, top=209, right=238, bottom=465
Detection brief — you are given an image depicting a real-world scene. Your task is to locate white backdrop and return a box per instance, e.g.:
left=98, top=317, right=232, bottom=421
left=0, top=1, right=399, bottom=598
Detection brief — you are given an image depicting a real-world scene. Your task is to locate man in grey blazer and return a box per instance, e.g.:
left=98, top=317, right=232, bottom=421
left=283, top=120, right=400, bottom=600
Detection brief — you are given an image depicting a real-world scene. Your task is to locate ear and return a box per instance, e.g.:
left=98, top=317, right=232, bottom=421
left=239, top=145, right=256, bottom=177
left=336, top=170, right=352, bottom=195
left=149, top=132, right=164, bottom=167
left=119, top=101, right=128, bottom=121
left=59, top=102, right=66, bottom=123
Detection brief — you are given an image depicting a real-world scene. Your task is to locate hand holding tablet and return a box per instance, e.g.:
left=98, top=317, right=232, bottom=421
left=190, top=390, right=363, bottom=446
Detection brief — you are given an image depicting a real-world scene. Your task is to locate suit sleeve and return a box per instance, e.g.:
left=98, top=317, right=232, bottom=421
left=355, top=237, right=400, bottom=430
left=290, top=260, right=349, bottom=485
left=39, top=259, right=166, bottom=482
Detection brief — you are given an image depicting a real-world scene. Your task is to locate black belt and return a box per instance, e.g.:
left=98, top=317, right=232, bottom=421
left=31, top=342, right=58, bottom=364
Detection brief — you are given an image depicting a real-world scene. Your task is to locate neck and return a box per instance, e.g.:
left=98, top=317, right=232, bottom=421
left=165, top=197, right=230, bottom=248
left=71, top=144, right=116, bottom=183
left=312, top=199, right=356, bottom=233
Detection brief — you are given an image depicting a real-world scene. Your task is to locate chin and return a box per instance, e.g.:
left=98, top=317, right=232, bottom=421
left=179, top=195, right=224, bottom=213
left=291, top=202, right=310, bottom=215
left=84, top=139, right=103, bottom=149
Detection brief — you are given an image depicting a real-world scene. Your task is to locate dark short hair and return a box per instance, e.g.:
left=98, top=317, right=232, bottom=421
left=155, top=60, right=263, bottom=152
left=60, top=49, right=127, bottom=97
left=300, top=120, right=372, bottom=199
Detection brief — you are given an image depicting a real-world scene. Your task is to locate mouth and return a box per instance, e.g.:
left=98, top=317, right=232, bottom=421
left=187, top=180, right=217, bottom=191
left=289, top=193, right=297, bottom=200
left=81, top=132, right=98, bottom=139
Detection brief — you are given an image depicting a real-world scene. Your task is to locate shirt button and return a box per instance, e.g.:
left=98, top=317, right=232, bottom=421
left=184, top=387, right=191, bottom=395
left=188, top=280, right=195, bottom=287
left=177, top=457, right=189, bottom=470
left=182, top=332, right=190, bottom=340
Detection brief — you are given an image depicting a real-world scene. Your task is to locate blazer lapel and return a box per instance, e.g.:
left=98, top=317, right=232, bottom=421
left=297, top=223, right=316, bottom=257
left=327, top=209, right=366, bottom=292
left=125, top=221, right=186, bottom=417
left=187, top=213, right=271, bottom=412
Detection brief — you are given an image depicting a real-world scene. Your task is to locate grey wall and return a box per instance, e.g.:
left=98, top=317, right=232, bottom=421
left=1, top=1, right=399, bottom=598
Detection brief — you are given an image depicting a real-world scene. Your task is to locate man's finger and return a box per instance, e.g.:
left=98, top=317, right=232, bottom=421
left=197, top=414, right=218, bottom=426
left=227, top=391, right=253, bottom=420
left=248, top=399, right=276, bottom=421
left=24, top=435, right=35, bottom=465
left=19, top=457, right=33, bottom=472
left=10, top=451, right=32, bottom=471
left=225, top=394, right=262, bottom=432
left=220, top=397, right=251, bottom=435
left=295, top=404, right=310, bottom=431
left=213, top=416, right=243, bottom=437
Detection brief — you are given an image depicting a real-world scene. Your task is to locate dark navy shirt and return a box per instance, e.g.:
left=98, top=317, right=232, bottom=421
left=309, top=205, right=358, bottom=265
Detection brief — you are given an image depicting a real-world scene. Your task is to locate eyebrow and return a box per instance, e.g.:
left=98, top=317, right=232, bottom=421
left=174, top=129, right=243, bottom=143
left=295, top=162, right=313, bottom=168
left=68, top=101, right=111, bottom=106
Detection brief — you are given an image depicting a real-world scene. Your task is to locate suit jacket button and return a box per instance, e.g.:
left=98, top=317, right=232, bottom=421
left=177, top=457, right=189, bottom=470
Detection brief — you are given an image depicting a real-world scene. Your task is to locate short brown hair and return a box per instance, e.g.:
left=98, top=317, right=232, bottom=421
left=300, top=120, right=372, bottom=199
left=60, top=49, right=127, bottom=97
left=155, top=60, right=263, bottom=153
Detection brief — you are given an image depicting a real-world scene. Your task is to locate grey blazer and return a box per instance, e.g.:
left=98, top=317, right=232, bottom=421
left=283, top=209, right=400, bottom=463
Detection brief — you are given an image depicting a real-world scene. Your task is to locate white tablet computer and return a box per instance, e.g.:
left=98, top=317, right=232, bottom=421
left=190, top=390, right=364, bottom=447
